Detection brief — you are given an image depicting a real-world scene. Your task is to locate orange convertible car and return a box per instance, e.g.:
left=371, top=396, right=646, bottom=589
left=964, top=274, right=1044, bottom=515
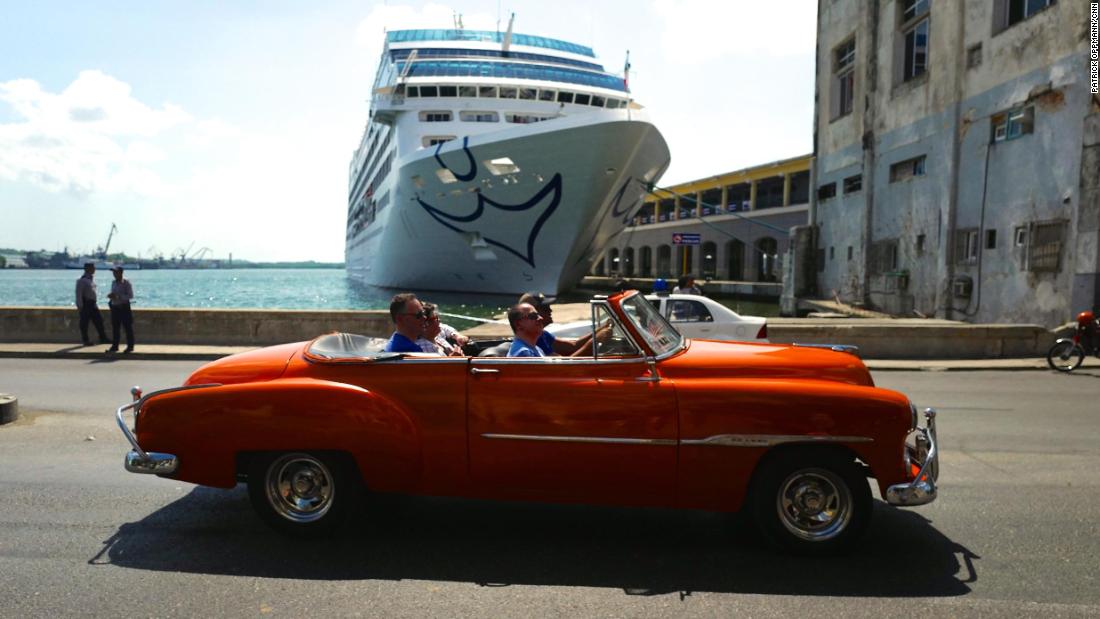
left=116, top=291, right=938, bottom=553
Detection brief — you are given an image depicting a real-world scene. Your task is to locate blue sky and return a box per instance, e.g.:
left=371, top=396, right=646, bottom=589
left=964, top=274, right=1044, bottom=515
left=0, top=1, right=815, bottom=262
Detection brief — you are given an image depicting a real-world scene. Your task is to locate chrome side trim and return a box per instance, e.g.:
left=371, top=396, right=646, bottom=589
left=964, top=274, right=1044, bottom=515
left=481, top=433, right=873, bottom=448
left=792, top=343, right=861, bottom=356
left=481, top=433, right=677, bottom=446
left=680, top=434, right=874, bottom=448
left=471, top=356, right=646, bottom=366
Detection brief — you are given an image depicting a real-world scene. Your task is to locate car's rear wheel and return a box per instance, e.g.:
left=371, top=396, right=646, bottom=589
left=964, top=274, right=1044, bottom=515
left=247, top=451, right=359, bottom=536
left=749, top=448, right=871, bottom=554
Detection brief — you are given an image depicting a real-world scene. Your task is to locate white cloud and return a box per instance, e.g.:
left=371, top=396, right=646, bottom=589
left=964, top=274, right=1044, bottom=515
left=651, top=0, right=817, bottom=63
left=0, top=70, right=222, bottom=196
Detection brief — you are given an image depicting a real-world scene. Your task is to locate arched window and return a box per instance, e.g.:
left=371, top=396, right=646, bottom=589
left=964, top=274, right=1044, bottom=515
left=700, top=241, right=717, bottom=279
left=727, top=239, right=745, bottom=280
left=755, top=237, right=779, bottom=282
left=623, top=247, right=635, bottom=276
left=593, top=253, right=606, bottom=276
left=656, top=245, right=672, bottom=277
left=640, top=246, right=653, bottom=277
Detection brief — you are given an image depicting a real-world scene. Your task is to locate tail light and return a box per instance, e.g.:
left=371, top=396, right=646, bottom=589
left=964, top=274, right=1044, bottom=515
left=756, top=324, right=767, bottom=339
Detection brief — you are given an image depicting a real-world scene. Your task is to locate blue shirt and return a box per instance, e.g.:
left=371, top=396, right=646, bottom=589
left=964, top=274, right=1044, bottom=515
left=536, top=330, right=556, bottom=356
left=384, top=332, right=422, bottom=353
left=508, top=338, right=545, bottom=357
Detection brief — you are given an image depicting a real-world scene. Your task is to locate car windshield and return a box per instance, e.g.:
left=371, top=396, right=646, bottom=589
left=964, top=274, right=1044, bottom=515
left=620, top=293, right=683, bottom=356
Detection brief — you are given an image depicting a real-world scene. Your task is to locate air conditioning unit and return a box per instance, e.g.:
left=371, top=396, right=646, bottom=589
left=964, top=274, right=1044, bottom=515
left=952, top=276, right=973, bottom=298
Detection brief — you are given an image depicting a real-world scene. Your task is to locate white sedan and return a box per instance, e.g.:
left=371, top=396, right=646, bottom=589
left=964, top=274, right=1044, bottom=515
left=546, top=293, right=768, bottom=342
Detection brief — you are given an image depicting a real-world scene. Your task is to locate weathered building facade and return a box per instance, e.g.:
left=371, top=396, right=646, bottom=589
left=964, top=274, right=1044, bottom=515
left=811, top=0, right=1099, bottom=326
left=593, top=155, right=811, bottom=284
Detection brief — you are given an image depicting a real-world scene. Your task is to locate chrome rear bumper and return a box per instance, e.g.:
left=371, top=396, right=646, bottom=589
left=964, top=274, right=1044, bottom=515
left=886, top=408, right=938, bottom=506
left=116, top=388, right=178, bottom=476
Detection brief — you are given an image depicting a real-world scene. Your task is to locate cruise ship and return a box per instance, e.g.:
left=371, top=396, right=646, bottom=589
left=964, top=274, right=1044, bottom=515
left=345, top=26, right=670, bottom=295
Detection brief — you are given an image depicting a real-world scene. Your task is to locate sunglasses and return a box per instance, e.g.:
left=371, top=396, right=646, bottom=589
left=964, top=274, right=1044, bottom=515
left=520, top=312, right=541, bottom=321
left=402, top=310, right=429, bottom=319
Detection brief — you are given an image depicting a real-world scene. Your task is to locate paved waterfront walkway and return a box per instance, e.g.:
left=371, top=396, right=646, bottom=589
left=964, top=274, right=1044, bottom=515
left=0, top=341, right=1059, bottom=371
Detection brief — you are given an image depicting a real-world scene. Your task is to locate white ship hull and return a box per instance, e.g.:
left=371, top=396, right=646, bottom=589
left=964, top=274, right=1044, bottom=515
left=346, top=109, right=669, bottom=295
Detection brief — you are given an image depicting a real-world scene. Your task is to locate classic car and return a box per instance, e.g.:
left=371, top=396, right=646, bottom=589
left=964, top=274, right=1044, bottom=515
left=547, top=293, right=768, bottom=343
left=116, top=290, right=938, bottom=553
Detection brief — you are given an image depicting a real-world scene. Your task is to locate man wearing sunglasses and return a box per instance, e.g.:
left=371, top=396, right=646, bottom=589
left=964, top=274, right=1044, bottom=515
left=518, top=291, right=597, bottom=356
left=384, top=293, right=429, bottom=353
left=506, top=302, right=604, bottom=358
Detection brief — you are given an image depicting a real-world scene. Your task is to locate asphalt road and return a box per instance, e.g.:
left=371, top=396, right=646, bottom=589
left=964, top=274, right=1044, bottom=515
left=1, top=358, right=1098, bottom=617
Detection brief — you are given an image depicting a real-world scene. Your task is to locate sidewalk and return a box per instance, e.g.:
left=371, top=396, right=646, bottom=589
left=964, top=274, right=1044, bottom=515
left=0, top=341, right=1058, bottom=371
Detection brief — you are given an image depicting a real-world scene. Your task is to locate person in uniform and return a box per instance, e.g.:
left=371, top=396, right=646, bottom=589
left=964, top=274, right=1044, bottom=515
left=75, top=262, right=109, bottom=346
left=106, top=266, right=135, bottom=353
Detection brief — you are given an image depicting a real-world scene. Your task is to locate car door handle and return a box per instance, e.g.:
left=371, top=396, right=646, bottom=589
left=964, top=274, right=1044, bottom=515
left=470, top=368, right=500, bottom=375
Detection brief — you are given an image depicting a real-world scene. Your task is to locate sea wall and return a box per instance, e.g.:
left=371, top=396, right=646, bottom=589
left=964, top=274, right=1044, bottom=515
left=0, top=306, right=1057, bottom=358
left=0, top=306, right=393, bottom=346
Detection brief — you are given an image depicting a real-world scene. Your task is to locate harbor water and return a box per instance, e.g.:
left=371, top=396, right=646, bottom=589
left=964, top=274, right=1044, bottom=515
left=0, top=268, right=779, bottom=329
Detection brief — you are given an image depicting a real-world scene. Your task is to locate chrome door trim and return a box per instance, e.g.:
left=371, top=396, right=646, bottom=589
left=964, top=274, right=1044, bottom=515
left=481, top=433, right=677, bottom=446
left=680, top=434, right=874, bottom=447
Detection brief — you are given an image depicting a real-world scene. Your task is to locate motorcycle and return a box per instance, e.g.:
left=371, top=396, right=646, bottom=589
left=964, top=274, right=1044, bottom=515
left=1047, top=310, right=1099, bottom=372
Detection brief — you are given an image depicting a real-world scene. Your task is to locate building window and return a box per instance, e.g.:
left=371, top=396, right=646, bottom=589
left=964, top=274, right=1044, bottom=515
left=419, top=85, right=438, bottom=97
left=956, top=229, right=979, bottom=264
left=832, top=38, right=856, bottom=119
left=439, top=85, right=458, bottom=97
left=1028, top=220, right=1065, bottom=272
left=916, top=233, right=926, bottom=253
left=843, top=174, right=862, bottom=194
left=890, top=155, right=926, bottom=182
left=1014, top=226, right=1028, bottom=246
left=985, top=229, right=997, bottom=249
left=574, top=93, right=591, bottom=105
left=991, top=106, right=1034, bottom=142
left=847, top=246, right=853, bottom=260
left=557, top=91, right=574, bottom=103
left=818, top=182, right=837, bottom=200
left=829, top=246, right=835, bottom=260
left=419, top=111, right=453, bottom=122
left=479, top=86, right=498, bottom=98
left=966, top=43, right=982, bottom=69
left=995, top=0, right=1058, bottom=33
left=459, top=111, right=499, bottom=122
left=870, top=239, right=900, bottom=274
left=458, top=85, right=477, bottom=97
left=899, top=0, right=930, bottom=83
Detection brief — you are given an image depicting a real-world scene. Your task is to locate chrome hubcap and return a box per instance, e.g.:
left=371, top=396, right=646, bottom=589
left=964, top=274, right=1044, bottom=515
left=777, top=468, right=852, bottom=542
left=265, top=454, right=335, bottom=523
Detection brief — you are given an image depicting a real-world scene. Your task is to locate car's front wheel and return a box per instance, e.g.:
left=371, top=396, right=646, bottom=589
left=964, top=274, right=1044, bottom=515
left=247, top=451, right=360, bottom=536
left=749, top=448, right=871, bottom=554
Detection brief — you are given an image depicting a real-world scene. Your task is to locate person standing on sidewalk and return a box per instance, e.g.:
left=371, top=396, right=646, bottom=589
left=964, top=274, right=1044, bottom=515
left=106, top=266, right=135, bottom=353
left=75, top=262, right=109, bottom=346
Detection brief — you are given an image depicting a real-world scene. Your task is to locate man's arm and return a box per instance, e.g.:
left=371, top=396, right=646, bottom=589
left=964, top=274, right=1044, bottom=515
left=75, top=279, right=85, bottom=310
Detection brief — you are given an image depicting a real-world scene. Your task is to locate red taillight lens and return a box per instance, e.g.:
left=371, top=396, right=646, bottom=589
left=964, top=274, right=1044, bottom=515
left=756, top=324, right=767, bottom=339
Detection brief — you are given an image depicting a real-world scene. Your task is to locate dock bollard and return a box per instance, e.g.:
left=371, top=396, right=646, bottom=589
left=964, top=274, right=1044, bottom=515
left=0, top=393, right=17, bottom=425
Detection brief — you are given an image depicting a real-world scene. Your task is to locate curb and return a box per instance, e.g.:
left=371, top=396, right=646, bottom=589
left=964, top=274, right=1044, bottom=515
left=0, top=350, right=228, bottom=362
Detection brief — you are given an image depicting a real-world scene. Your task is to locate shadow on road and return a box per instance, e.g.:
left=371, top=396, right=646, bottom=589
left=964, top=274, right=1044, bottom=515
left=94, top=487, right=976, bottom=598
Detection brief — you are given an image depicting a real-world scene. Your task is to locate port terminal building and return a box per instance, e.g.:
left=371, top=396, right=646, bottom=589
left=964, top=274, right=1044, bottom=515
left=800, top=0, right=1099, bottom=325
left=591, top=155, right=811, bottom=288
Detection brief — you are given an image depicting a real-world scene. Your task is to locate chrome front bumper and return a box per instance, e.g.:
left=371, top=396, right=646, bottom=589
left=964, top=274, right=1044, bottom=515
left=116, top=386, right=178, bottom=475
left=886, top=408, right=939, bottom=506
